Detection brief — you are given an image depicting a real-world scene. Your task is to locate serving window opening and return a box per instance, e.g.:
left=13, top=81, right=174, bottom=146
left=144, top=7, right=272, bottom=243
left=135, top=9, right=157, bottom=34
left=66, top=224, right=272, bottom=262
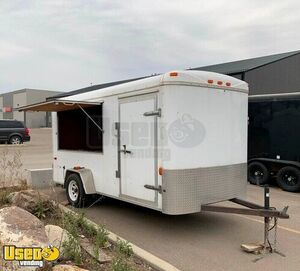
left=58, top=105, right=103, bottom=152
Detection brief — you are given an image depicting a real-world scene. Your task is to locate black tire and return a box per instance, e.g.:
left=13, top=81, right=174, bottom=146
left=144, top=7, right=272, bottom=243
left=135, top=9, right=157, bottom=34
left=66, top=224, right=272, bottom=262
left=65, top=174, right=87, bottom=208
left=248, top=162, right=269, bottom=185
left=276, top=166, right=300, bottom=192
left=9, top=135, right=22, bottom=145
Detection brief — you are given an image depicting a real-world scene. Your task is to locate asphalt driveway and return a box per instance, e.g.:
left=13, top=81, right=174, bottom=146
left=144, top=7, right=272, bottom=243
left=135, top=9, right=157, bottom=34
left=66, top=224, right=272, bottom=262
left=45, top=185, right=300, bottom=271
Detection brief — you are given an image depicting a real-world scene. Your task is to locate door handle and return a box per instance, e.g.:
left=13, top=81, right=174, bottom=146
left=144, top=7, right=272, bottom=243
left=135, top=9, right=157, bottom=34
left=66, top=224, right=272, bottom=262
left=144, top=185, right=163, bottom=193
left=144, top=108, right=161, bottom=117
left=120, top=145, right=132, bottom=154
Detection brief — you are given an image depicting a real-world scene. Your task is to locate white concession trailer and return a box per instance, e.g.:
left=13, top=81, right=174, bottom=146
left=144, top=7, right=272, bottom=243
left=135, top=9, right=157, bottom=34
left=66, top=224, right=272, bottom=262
left=21, top=70, right=249, bottom=215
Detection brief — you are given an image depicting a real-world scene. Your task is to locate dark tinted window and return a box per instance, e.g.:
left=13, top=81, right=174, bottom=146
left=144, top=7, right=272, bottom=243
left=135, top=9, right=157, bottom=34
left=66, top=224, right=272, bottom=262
left=58, top=105, right=103, bottom=152
left=0, top=120, right=24, bottom=128
left=0, top=121, right=6, bottom=128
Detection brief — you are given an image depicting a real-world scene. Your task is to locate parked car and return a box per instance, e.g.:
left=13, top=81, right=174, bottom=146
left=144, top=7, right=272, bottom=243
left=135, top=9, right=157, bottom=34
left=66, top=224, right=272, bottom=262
left=0, top=120, right=30, bottom=144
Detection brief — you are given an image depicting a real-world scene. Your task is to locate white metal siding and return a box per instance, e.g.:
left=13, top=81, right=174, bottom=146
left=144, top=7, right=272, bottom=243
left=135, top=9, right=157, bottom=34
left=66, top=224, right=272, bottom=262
left=51, top=71, right=248, bottom=213
left=161, top=85, right=248, bottom=169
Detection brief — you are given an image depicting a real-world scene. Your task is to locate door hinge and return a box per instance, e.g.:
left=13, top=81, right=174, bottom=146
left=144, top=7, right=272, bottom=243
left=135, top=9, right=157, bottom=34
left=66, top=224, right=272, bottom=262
left=115, top=170, right=120, bottom=178
left=143, top=108, right=161, bottom=117
left=144, top=184, right=163, bottom=193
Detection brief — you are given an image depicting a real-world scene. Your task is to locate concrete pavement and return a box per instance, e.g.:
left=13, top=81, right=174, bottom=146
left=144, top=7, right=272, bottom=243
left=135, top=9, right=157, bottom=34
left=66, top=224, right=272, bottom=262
left=0, top=128, right=53, bottom=170
left=46, top=185, right=300, bottom=271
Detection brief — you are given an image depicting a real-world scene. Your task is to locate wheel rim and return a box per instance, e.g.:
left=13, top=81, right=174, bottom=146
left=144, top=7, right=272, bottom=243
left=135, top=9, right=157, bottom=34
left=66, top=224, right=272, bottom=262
left=282, top=171, right=298, bottom=186
left=11, top=137, right=21, bottom=144
left=250, top=166, right=264, bottom=183
left=68, top=180, right=79, bottom=201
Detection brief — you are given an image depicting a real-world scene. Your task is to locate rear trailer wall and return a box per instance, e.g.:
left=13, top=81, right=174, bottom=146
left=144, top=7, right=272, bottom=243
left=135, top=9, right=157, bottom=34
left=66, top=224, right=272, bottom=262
left=160, top=85, right=248, bottom=214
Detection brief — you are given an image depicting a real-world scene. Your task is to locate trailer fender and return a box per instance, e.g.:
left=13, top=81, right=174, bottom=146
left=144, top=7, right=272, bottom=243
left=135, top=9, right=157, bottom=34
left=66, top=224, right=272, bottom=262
left=248, top=158, right=300, bottom=169
left=65, top=168, right=96, bottom=194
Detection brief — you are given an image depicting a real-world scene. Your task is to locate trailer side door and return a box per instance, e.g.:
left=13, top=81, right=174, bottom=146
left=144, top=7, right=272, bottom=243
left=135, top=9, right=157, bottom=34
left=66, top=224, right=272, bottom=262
left=119, top=93, right=158, bottom=205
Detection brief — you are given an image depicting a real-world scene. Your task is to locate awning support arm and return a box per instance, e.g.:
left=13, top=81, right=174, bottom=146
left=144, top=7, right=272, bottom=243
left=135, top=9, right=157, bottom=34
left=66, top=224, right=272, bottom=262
left=77, top=103, right=104, bottom=133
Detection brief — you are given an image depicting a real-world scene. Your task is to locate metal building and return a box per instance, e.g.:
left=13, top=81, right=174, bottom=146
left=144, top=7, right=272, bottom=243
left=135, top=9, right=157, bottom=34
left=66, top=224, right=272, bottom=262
left=191, top=50, right=300, bottom=95
left=0, top=89, right=61, bottom=128
left=48, top=51, right=300, bottom=102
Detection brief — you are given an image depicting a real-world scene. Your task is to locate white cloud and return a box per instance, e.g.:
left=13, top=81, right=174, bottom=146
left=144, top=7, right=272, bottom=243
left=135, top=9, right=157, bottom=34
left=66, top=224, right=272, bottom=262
left=0, top=0, right=300, bottom=92
left=0, top=42, right=31, bottom=59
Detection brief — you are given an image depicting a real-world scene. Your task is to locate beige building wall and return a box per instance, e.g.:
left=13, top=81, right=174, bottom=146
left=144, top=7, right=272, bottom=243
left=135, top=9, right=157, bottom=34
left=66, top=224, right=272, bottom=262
left=0, top=89, right=61, bottom=128
left=0, top=97, right=3, bottom=119
left=13, top=92, right=27, bottom=122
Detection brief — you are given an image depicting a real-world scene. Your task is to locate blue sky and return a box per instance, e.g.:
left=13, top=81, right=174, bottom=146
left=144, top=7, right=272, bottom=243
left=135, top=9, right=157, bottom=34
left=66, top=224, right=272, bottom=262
left=1, top=0, right=300, bottom=93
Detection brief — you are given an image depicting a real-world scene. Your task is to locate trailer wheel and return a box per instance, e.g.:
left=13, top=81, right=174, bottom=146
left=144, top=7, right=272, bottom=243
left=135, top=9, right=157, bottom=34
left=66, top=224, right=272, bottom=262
left=66, top=173, right=86, bottom=208
left=276, top=166, right=300, bottom=192
left=248, top=162, right=269, bottom=185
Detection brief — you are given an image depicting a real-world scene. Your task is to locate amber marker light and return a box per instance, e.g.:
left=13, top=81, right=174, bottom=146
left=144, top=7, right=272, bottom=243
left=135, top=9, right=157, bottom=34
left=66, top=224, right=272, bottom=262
left=158, top=167, right=164, bottom=176
left=169, top=72, right=178, bottom=77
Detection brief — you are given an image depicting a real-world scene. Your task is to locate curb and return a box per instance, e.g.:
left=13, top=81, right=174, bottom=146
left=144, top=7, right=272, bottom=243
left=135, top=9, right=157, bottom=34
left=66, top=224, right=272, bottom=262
left=58, top=204, right=181, bottom=271
left=0, top=144, right=27, bottom=148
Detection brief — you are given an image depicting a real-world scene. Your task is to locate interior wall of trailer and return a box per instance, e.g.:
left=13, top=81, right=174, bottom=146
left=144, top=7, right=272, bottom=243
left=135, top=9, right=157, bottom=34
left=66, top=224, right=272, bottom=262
left=57, top=105, right=103, bottom=152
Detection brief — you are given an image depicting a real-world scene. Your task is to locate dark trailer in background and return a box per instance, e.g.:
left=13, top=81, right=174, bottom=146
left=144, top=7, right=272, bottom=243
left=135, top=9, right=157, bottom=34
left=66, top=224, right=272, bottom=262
left=248, top=94, right=300, bottom=192
left=191, top=50, right=300, bottom=192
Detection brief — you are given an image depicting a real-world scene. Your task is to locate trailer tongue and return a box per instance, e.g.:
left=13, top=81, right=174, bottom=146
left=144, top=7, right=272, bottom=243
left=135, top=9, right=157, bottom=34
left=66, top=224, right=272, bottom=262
left=202, top=185, right=289, bottom=258
left=202, top=195, right=289, bottom=219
